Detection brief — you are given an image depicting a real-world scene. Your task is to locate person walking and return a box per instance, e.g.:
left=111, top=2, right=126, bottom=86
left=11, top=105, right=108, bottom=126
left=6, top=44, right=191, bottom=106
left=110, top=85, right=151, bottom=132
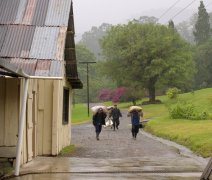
left=92, top=108, right=107, bottom=140
left=110, top=104, right=122, bottom=131
left=128, top=109, right=143, bottom=140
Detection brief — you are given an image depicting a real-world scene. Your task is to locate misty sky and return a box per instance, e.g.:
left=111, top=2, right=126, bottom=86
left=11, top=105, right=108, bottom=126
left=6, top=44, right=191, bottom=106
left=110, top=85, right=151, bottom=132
left=72, top=0, right=212, bottom=37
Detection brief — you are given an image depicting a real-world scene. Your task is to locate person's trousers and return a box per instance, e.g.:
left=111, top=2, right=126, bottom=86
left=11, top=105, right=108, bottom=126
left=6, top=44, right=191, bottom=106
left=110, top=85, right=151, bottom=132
left=131, top=125, right=139, bottom=137
left=112, top=118, right=120, bottom=130
left=95, top=124, right=102, bottom=136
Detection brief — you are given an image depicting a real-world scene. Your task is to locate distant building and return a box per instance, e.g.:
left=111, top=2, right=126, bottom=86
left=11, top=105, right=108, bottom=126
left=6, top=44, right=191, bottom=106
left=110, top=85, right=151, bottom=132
left=0, top=0, right=82, bottom=173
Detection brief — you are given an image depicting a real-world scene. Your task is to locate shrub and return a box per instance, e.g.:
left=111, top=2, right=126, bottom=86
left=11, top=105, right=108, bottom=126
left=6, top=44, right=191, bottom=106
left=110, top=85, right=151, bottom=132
left=112, top=87, right=126, bottom=103
left=166, top=88, right=181, bottom=99
left=169, top=102, right=209, bottom=120
left=98, top=89, right=113, bottom=101
left=98, top=87, right=127, bottom=103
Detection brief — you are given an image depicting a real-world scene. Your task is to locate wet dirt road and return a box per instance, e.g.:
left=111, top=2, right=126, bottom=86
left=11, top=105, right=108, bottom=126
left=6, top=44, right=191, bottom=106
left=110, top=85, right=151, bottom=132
left=8, top=111, right=209, bottom=180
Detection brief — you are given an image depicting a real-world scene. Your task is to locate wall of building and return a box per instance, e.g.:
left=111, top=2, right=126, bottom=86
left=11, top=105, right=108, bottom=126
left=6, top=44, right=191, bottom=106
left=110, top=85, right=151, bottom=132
left=0, top=78, right=19, bottom=154
left=0, top=77, right=72, bottom=164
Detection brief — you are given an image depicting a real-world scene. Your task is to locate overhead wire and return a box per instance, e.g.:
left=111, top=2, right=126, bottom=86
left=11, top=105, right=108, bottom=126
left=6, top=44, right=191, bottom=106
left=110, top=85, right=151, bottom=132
left=158, top=0, right=182, bottom=21
left=170, top=0, right=198, bottom=20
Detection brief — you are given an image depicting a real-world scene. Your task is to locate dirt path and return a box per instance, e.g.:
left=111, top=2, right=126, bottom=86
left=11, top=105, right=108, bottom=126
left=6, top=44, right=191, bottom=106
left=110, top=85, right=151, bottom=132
left=71, top=111, right=183, bottom=159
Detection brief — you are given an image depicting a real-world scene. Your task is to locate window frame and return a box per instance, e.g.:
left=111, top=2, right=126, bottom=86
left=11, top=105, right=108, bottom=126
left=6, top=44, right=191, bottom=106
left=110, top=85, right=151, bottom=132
left=62, top=87, right=70, bottom=125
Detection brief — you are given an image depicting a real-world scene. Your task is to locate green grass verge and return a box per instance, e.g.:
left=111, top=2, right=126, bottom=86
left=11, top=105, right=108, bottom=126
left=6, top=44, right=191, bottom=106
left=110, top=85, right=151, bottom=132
left=143, top=88, right=212, bottom=157
left=71, top=104, right=91, bottom=124
left=59, top=145, right=76, bottom=156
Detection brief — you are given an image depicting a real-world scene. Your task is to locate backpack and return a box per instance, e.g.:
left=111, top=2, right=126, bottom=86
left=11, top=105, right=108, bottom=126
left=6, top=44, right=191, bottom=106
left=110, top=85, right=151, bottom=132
left=131, top=111, right=140, bottom=125
left=112, top=109, right=120, bottom=119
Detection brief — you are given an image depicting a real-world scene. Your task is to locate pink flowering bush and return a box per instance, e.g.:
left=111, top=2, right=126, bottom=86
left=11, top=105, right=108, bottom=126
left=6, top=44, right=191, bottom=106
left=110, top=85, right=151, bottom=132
left=98, top=87, right=127, bottom=103
left=112, top=87, right=126, bottom=103
left=98, top=89, right=113, bottom=101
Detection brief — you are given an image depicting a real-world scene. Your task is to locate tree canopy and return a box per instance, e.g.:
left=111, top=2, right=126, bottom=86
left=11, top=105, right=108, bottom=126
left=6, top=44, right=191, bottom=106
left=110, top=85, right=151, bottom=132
left=101, top=22, right=195, bottom=102
left=193, top=1, right=210, bottom=45
left=194, top=40, right=212, bottom=88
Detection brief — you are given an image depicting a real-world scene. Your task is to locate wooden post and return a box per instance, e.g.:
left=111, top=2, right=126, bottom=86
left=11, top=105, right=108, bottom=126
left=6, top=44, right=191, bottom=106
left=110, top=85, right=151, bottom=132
left=200, top=157, right=212, bottom=180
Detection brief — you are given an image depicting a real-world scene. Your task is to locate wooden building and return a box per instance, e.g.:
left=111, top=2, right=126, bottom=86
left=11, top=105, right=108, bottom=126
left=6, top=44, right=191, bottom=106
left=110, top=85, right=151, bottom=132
left=0, top=0, right=82, bottom=175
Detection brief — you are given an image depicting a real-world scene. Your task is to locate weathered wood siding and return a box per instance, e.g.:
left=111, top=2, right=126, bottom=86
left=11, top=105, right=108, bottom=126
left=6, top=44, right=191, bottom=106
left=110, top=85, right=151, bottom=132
left=0, top=78, right=19, bottom=147
left=0, top=77, right=72, bottom=164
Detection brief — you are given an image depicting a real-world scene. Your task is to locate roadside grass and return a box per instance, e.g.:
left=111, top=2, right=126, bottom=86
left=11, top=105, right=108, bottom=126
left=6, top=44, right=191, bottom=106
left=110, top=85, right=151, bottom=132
left=59, top=144, right=76, bottom=156
left=71, top=104, right=91, bottom=124
left=143, top=88, right=212, bottom=157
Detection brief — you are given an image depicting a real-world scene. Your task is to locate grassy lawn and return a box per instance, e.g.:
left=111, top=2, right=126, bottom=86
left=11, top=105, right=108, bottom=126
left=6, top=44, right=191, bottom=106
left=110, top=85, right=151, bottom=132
left=71, top=104, right=91, bottom=124
left=71, top=88, right=212, bottom=157
left=143, top=88, right=212, bottom=158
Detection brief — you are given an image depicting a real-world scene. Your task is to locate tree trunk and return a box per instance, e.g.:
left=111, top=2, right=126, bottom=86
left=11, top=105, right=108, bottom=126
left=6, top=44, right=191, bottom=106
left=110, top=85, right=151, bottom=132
left=148, top=77, right=157, bottom=102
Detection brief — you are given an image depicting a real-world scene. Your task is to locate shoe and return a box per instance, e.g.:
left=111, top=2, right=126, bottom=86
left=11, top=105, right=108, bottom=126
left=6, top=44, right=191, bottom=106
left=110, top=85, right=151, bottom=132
left=116, top=126, right=118, bottom=129
left=97, top=137, right=99, bottom=140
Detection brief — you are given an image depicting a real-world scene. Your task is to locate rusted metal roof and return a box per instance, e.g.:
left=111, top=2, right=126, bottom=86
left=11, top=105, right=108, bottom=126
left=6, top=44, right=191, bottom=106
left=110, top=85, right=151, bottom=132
left=10, top=58, right=37, bottom=76
left=0, top=0, right=72, bottom=26
left=0, top=58, right=63, bottom=77
left=0, top=0, right=81, bottom=82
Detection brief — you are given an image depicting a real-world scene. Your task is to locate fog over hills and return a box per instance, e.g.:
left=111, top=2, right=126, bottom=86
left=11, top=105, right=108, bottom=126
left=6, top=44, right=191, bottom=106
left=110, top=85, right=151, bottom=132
left=75, top=7, right=196, bottom=41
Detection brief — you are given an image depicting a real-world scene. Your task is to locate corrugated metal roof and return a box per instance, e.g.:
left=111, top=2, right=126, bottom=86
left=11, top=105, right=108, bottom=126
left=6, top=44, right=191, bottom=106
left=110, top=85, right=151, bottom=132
left=35, top=60, right=51, bottom=76
left=49, top=60, right=63, bottom=77
left=0, top=0, right=72, bottom=27
left=45, top=0, right=71, bottom=27
left=32, top=0, right=49, bottom=26
left=14, top=0, right=28, bottom=24
left=0, top=0, right=80, bottom=81
left=0, top=26, right=8, bottom=49
left=10, top=58, right=37, bottom=76
left=0, top=25, right=35, bottom=58
left=22, top=0, right=37, bottom=25
left=0, top=0, right=20, bottom=25
left=29, top=27, right=59, bottom=60
left=55, top=27, right=67, bottom=60
left=0, top=58, right=63, bottom=77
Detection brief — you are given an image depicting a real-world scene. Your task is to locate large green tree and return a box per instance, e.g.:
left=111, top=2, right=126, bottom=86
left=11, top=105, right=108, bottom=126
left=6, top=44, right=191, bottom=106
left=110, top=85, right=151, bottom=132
left=193, top=1, right=210, bottom=45
left=101, top=22, right=195, bottom=102
left=194, top=40, right=212, bottom=88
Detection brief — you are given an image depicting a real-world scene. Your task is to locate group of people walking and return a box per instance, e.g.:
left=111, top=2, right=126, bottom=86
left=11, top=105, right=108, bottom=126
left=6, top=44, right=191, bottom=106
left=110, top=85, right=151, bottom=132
left=92, top=104, right=143, bottom=140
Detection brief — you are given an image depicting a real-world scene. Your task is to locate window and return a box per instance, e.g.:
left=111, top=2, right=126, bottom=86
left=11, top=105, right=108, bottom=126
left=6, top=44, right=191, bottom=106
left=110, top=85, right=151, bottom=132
left=63, top=88, right=69, bottom=124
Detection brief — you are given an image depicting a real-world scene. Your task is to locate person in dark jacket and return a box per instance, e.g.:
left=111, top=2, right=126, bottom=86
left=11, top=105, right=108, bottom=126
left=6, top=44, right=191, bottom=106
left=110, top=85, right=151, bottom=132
left=93, top=108, right=107, bottom=140
left=128, top=110, right=143, bottom=139
left=110, top=104, right=122, bottom=131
